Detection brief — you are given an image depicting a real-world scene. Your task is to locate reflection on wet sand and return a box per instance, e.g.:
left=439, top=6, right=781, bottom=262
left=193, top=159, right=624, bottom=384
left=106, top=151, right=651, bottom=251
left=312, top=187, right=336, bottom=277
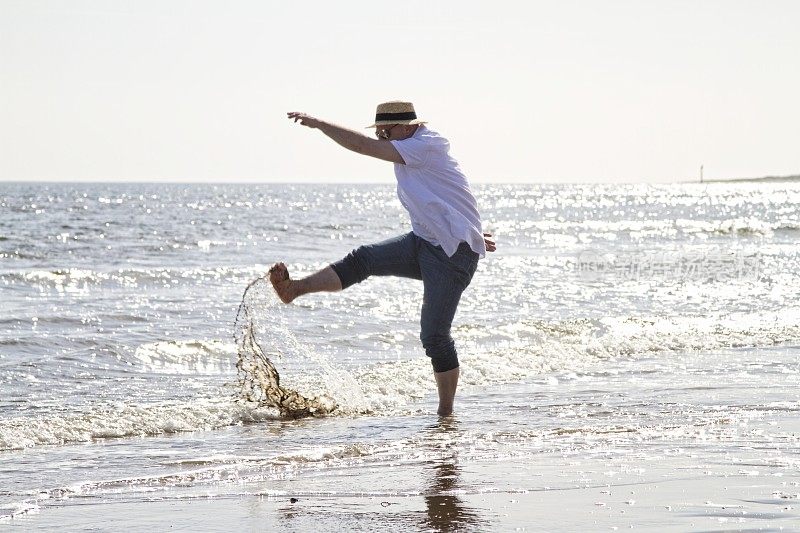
left=272, top=417, right=489, bottom=531
left=422, top=418, right=484, bottom=532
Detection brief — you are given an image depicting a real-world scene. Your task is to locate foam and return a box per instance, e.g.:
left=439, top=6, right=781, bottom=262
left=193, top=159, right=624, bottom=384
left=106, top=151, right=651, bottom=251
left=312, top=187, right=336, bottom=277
left=459, top=309, right=800, bottom=389
left=346, top=308, right=800, bottom=412
left=0, top=502, right=39, bottom=521
left=0, top=399, right=278, bottom=451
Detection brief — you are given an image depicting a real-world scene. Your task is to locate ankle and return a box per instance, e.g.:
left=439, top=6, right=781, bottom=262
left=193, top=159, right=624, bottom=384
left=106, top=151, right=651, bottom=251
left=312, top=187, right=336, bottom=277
left=291, top=278, right=305, bottom=298
left=437, top=405, right=454, bottom=416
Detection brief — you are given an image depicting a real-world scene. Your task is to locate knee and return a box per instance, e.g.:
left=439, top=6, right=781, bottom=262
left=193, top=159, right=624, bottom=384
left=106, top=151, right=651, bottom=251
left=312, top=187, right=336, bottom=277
left=351, top=245, right=375, bottom=277
left=420, top=330, right=458, bottom=373
left=420, top=329, right=452, bottom=351
left=332, top=245, right=374, bottom=289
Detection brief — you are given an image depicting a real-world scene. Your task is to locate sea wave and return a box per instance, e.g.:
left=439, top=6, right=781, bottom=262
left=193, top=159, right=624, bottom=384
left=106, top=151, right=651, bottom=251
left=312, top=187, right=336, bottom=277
left=0, top=266, right=263, bottom=289
left=350, top=308, right=800, bottom=412
left=4, top=307, right=800, bottom=451
left=132, top=340, right=237, bottom=374
left=491, top=217, right=800, bottom=238
left=483, top=310, right=800, bottom=364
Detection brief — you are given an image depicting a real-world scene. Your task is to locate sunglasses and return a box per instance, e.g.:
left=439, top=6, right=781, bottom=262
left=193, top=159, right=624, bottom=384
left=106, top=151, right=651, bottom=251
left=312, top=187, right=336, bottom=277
left=375, top=124, right=401, bottom=140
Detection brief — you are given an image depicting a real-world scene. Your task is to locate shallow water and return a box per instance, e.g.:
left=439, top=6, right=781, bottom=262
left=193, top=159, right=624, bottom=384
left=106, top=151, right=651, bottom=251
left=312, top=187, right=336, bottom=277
left=2, top=182, right=800, bottom=529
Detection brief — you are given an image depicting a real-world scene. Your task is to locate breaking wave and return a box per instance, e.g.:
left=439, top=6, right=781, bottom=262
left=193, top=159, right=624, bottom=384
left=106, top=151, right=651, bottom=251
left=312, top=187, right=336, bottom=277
left=5, top=282, right=800, bottom=451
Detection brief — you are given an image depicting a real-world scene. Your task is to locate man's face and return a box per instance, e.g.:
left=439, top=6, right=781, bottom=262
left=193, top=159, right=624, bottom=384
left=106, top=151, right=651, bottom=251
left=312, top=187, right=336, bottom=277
left=375, top=124, right=416, bottom=141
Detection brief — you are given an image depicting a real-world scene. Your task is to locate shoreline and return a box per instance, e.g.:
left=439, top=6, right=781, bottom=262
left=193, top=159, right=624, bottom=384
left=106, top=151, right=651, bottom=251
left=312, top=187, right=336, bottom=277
left=7, top=447, right=799, bottom=531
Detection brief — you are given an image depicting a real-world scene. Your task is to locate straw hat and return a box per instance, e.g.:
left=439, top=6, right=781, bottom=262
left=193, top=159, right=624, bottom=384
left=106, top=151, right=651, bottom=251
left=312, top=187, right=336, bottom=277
left=366, top=101, right=427, bottom=128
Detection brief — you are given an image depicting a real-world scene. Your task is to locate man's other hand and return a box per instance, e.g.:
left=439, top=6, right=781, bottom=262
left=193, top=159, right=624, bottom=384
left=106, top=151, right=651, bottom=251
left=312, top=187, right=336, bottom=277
left=484, top=233, right=496, bottom=252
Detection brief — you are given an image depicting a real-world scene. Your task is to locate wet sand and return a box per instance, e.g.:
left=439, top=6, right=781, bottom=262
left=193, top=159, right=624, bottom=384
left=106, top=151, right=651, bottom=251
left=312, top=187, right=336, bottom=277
left=7, top=397, right=800, bottom=533
left=8, top=452, right=798, bottom=532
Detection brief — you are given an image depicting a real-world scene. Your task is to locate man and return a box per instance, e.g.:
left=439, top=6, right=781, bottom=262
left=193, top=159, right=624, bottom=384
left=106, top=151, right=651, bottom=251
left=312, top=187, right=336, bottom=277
left=269, top=101, right=495, bottom=416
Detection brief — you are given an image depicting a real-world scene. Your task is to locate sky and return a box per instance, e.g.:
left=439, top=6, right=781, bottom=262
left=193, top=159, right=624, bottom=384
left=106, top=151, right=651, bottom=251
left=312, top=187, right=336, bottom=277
left=1, top=0, right=799, bottom=184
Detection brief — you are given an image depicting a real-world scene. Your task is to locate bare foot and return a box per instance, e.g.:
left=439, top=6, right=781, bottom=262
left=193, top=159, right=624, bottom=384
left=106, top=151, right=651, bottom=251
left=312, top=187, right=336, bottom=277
left=268, top=262, right=297, bottom=304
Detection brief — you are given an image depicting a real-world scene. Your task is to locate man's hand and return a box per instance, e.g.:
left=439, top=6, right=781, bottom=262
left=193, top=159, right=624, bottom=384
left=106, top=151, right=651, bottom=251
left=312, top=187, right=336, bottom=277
left=484, top=233, right=496, bottom=252
left=287, top=112, right=322, bottom=129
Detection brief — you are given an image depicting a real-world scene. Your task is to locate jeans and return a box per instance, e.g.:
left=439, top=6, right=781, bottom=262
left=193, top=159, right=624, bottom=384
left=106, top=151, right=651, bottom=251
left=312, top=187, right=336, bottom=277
left=330, top=232, right=479, bottom=373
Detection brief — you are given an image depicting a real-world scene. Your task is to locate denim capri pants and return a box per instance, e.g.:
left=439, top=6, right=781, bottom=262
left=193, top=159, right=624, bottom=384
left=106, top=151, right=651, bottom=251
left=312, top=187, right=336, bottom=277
left=330, top=232, right=479, bottom=373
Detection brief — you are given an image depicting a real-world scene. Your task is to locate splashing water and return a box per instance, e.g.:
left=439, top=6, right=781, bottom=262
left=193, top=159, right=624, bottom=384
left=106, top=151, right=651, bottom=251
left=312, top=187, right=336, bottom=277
left=234, top=276, right=363, bottom=418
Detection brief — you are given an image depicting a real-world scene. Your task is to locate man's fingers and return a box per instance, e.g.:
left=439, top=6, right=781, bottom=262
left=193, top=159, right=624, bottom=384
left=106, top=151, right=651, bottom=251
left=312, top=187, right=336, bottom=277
left=483, top=235, right=497, bottom=252
left=287, top=112, right=320, bottom=129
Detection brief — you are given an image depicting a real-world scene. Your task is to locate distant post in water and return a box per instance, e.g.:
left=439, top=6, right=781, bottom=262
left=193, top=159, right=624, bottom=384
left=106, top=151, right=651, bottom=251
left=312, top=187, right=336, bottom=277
left=700, top=164, right=704, bottom=183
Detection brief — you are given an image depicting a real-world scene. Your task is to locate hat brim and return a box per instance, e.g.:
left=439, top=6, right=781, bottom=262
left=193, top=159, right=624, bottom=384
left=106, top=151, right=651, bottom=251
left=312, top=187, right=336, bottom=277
left=366, top=119, right=427, bottom=128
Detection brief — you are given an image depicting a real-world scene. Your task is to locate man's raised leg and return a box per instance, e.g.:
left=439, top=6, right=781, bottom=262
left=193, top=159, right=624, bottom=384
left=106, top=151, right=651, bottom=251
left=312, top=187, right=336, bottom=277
left=269, top=233, right=421, bottom=304
left=268, top=262, right=342, bottom=304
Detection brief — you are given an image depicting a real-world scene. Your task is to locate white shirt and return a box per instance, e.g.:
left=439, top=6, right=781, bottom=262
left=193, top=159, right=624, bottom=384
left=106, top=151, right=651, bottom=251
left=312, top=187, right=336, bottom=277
left=391, top=126, right=485, bottom=258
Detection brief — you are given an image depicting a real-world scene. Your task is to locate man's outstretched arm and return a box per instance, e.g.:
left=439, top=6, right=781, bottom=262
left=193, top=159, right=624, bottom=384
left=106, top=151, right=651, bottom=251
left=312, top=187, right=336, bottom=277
left=287, top=112, right=405, bottom=164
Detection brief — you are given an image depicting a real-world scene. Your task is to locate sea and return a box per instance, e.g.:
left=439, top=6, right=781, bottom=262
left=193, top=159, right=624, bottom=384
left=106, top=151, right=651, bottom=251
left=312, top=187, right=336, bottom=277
left=2, top=181, right=800, bottom=530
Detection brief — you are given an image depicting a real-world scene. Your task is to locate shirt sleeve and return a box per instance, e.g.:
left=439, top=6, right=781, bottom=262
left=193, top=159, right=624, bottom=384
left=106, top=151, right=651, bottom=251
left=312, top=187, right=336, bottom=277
left=391, top=137, right=431, bottom=168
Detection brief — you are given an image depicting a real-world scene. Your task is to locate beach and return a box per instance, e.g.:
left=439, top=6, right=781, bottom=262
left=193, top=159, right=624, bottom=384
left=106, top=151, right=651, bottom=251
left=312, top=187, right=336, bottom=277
left=2, top=182, right=800, bottom=531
